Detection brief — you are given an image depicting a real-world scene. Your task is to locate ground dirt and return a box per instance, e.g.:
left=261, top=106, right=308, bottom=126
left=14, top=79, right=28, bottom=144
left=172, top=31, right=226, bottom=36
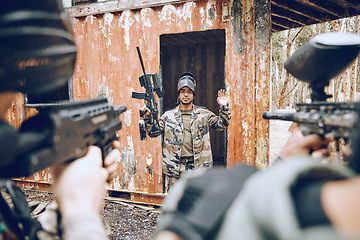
left=22, top=189, right=160, bottom=240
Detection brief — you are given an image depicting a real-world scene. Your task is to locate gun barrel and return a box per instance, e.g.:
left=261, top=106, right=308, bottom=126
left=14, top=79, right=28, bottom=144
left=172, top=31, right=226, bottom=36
left=115, top=105, right=127, bottom=114
left=262, top=111, right=295, bottom=122
left=136, top=46, right=146, bottom=75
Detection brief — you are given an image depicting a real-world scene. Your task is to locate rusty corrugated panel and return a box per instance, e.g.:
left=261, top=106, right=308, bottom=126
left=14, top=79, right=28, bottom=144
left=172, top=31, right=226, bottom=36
left=254, top=0, right=271, bottom=169
left=5, top=94, right=54, bottom=185
left=70, top=1, right=237, bottom=196
left=15, top=179, right=52, bottom=192
left=5, top=0, right=271, bottom=204
left=5, top=93, right=25, bottom=129
left=227, top=0, right=257, bottom=167
left=225, top=0, right=271, bottom=168
left=67, top=0, right=194, bottom=18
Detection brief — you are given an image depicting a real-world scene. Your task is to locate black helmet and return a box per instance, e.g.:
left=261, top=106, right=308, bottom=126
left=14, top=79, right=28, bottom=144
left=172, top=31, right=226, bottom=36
left=0, top=0, right=77, bottom=95
left=177, top=72, right=196, bottom=93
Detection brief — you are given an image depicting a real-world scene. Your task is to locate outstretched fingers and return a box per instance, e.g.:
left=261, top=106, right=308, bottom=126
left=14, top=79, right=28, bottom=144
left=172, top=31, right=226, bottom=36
left=217, top=89, right=226, bottom=98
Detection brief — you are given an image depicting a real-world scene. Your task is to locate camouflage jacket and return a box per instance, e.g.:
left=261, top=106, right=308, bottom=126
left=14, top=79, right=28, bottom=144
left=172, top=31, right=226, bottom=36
left=145, top=104, right=231, bottom=178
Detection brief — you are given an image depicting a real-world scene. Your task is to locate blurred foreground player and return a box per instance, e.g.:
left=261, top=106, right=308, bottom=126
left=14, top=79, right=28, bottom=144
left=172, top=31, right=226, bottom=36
left=0, top=1, right=120, bottom=239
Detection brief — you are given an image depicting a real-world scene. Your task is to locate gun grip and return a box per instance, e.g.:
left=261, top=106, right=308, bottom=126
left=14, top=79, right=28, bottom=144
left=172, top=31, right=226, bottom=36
left=101, top=142, right=114, bottom=167
left=139, top=119, right=147, bottom=141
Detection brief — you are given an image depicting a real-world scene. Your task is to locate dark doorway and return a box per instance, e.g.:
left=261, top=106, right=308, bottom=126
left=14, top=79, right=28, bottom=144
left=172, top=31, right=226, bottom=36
left=160, top=29, right=227, bottom=167
left=25, top=79, right=72, bottom=105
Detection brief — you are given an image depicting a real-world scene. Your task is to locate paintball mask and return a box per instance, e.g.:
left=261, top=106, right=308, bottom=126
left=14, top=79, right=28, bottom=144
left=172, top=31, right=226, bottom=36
left=177, top=72, right=196, bottom=93
left=0, top=0, right=77, bottom=95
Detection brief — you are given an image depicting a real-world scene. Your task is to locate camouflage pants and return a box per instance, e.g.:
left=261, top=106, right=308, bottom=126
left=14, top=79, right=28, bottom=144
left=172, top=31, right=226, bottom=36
left=164, top=156, right=194, bottom=193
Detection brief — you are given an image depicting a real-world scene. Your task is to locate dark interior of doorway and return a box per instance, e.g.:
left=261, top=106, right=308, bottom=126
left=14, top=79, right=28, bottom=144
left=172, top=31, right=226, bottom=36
left=25, top=80, right=72, bottom=105
left=160, top=29, right=227, bottom=167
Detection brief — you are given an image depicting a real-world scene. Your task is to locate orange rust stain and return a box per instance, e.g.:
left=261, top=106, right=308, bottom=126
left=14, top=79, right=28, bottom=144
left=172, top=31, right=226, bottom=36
left=225, top=0, right=258, bottom=167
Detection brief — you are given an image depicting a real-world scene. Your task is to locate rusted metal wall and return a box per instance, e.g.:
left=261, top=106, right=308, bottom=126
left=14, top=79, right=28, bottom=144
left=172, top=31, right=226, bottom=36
left=8, top=0, right=271, bottom=203
left=5, top=95, right=54, bottom=188
left=254, top=0, right=271, bottom=169
left=226, top=0, right=270, bottom=168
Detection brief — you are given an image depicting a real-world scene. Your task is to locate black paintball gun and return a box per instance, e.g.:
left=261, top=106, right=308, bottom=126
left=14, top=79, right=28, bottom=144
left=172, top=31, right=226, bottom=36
left=0, top=97, right=126, bottom=240
left=0, top=97, right=126, bottom=178
left=132, top=46, right=164, bottom=140
left=263, top=32, right=360, bottom=141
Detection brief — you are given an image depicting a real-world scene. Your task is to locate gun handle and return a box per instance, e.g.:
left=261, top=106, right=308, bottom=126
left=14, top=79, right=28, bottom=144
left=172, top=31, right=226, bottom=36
left=102, top=143, right=113, bottom=157
left=139, top=119, right=147, bottom=141
left=100, top=141, right=114, bottom=169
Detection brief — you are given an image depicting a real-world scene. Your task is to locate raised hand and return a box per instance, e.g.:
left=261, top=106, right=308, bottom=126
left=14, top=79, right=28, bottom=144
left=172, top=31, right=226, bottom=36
left=217, top=89, right=229, bottom=107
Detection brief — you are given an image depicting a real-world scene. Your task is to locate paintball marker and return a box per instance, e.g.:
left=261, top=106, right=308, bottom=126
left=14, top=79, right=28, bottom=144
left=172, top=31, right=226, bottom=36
left=263, top=32, right=360, bottom=142
left=132, top=46, right=164, bottom=140
left=0, top=97, right=126, bottom=178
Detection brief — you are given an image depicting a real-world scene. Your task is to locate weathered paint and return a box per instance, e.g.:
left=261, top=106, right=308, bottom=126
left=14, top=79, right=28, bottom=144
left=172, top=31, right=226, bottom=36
left=227, top=0, right=257, bottom=167
left=254, top=0, right=271, bottom=169
left=6, top=0, right=271, bottom=203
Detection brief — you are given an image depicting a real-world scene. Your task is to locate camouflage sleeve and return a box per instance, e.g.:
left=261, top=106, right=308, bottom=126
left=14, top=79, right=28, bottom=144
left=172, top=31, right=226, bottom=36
left=209, top=103, right=231, bottom=131
left=144, top=114, right=165, bottom=138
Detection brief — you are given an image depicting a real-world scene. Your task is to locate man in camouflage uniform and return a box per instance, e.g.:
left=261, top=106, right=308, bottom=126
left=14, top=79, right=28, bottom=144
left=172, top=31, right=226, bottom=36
left=142, top=72, right=231, bottom=192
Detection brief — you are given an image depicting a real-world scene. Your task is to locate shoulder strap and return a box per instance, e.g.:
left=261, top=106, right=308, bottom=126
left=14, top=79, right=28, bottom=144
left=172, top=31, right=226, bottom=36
left=0, top=179, right=42, bottom=240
